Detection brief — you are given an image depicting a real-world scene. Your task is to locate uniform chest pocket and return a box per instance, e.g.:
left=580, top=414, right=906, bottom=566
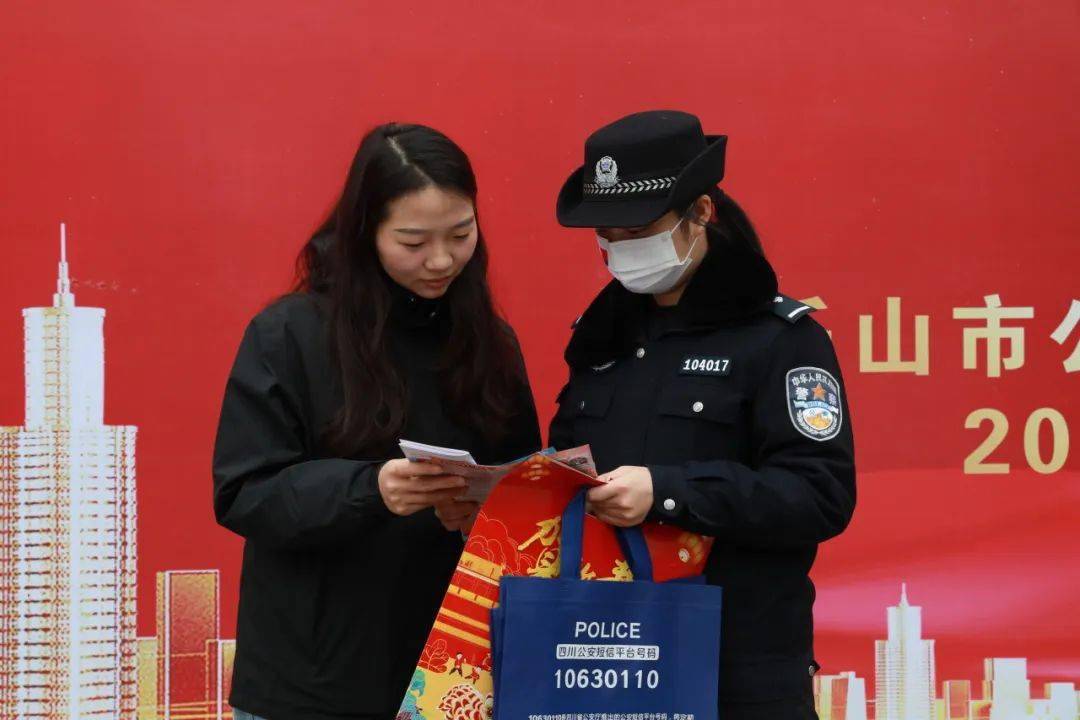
left=566, top=383, right=615, bottom=419
left=649, top=382, right=748, bottom=464
left=656, top=382, right=742, bottom=424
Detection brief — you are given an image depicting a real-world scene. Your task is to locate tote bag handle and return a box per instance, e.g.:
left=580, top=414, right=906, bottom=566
left=558, top=487, right=654, bottom=582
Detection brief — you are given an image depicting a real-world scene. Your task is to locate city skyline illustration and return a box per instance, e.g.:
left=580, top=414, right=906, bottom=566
left=1, top=226, right=235, bottom=719
left=1, top=226, right=1076, bottom=720
left=816, top=587, right=1078, bottom=720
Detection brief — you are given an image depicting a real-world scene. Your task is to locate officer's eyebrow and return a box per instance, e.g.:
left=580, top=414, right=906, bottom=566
left=394, top=216, right=475, bottom=235
left=598, top=225, right=649, bottom=236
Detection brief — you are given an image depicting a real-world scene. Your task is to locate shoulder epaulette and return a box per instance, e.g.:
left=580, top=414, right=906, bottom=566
left=771, top=294, right=817, bottom=324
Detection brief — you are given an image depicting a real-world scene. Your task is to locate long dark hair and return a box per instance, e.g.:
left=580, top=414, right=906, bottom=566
left=293, top=123, right=522, bottom=456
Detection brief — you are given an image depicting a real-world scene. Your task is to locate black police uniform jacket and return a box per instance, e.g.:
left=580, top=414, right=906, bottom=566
left=212, top=289, right=541, bottom=719
left=549, top=234, right=856, bottom=704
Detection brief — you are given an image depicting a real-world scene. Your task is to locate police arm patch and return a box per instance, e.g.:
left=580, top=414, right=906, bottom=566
left=786, top=366, right=843, bottom=441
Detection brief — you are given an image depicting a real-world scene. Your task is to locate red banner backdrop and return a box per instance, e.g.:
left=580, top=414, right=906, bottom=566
left=2, top=2, right=1077, bottom=719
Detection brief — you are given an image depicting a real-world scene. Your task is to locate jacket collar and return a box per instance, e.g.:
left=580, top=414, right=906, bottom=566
left=388, top=278, right=445, bottom=330
left=565, top=230, right=778, bottom=369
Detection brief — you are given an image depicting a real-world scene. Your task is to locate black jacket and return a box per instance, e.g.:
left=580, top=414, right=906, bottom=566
left=549, top=234, right=856, bottom=704
left=213, top=290, right=541, bottom=720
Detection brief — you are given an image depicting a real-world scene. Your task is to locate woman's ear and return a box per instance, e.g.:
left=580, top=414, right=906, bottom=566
left=693, top=193, right=714, bottom=226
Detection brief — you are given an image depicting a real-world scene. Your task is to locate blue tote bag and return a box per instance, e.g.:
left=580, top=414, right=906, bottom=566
left=490, top=489, right=723, bottom=719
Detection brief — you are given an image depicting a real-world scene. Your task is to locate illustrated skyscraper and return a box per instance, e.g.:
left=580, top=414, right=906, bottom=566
left=983, top=658, right=1030, bottom=720
left=943, top=679, right=972, bottom=720
left=156, top=569, right=221, bottom=719
left=0, top=225, right=138, bottom=718
left=816, top=670, right=868, bottom=720
left=875, top=584, right=936, bottom=720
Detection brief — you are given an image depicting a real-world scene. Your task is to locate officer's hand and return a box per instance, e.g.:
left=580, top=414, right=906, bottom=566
left=434, top=499, right=480, bottom=533
left=587, top=466, right=654, bottom=527
left=377, top=459, right=467, bottom=516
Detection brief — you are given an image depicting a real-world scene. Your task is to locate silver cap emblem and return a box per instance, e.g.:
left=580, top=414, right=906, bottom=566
left=594, top=156, right=619, bottom=188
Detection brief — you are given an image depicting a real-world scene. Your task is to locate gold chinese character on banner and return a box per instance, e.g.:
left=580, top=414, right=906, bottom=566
left=610, top=559, right=634, bottom=581
left=953, top=294, right=1034, bottom=377
left=517, top=516, right=560, bottom=552
left=800, top=296, right=830, bottom=337
left=527, top=547, right=559, bottom=578
left=859, top=297, right=929, bottom=375
left=1050, top=299, right=1080, bottom=373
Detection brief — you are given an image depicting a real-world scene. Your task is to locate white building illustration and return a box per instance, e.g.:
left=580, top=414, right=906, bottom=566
left=856, top=588, right=1079, bottom=720
left=875, top=584, right=936, bottom=720
left=816, top=670, right=868, bottom=720
left=986, top=659, right=1032, bottom=720
left=0, top=225, right=138, bottom=718
left=1044, top=682, right=1080, bottom=720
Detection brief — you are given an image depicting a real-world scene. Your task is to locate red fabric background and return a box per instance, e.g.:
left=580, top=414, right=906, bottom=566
left=2, top=0, right=1077, bottom=690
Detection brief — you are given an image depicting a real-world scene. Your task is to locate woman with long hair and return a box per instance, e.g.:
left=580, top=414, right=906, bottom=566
left=213, top=123, right=540, bottom=720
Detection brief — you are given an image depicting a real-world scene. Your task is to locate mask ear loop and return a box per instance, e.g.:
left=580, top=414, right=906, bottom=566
left=597, top=236, right=610, bottom=265
left=683, top=189, right=738, bottom=252
left=675, top=206, right=709, bottom=262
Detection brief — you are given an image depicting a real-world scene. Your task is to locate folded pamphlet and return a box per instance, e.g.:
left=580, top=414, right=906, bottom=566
left=398, top=439, right=597, bottom=503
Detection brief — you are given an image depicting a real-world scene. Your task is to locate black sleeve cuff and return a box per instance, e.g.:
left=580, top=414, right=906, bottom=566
left=353, top=462, right=394, bottom=521
left=647, top=465, right=688, bottom=523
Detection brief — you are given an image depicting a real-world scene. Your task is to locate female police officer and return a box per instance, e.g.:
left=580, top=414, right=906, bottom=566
left=550, top=110, right=856, bottom=719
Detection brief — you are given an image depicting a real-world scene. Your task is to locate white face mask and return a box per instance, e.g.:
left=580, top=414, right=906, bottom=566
left=596, top=218, right=699, bottom=295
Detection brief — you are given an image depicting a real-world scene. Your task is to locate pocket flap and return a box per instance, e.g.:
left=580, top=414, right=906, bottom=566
left=567, top=383, right=614, bottom=419
left=656, top=383, right=741, bottom=423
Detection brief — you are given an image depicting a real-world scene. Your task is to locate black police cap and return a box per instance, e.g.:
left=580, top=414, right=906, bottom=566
left=556, top=110, right=727, bottom=229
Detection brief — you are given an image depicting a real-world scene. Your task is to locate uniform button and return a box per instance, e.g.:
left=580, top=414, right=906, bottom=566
left=635, top=347, right=646, bottom=359
left=578, top=400, right=586, bottom=411
left=663, top=498, right=676, bottom=512
left=692, top=401, right=704, bottom=413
